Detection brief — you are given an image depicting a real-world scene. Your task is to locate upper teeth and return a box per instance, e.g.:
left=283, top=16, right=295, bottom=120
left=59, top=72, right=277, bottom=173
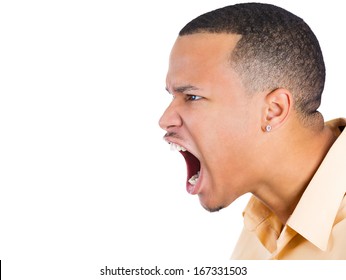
left=169, top=143, right=187, bottom=152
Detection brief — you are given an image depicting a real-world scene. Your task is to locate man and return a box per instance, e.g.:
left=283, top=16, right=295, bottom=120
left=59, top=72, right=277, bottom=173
left=158, top=3, right=346, bottom=259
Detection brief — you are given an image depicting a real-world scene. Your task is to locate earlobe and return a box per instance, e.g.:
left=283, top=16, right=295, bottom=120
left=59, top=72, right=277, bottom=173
left=262, top=88, right=292, bottom=132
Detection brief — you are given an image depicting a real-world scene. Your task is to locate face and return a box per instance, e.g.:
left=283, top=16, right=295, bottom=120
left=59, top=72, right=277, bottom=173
left=159, top=33, right=264, bottom=212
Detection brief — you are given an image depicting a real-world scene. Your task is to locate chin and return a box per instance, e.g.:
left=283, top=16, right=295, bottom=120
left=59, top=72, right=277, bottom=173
left=199, top=195, right=226, bottom=213
left=203, top=205, right=225, bottom=213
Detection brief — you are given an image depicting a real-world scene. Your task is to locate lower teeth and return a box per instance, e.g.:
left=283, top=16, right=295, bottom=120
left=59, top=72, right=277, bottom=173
left=188, top=171, right=200, bottom=185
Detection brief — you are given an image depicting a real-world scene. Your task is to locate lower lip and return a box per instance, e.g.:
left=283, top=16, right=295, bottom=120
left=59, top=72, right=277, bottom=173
left=186, top=170, right=202, bottom=195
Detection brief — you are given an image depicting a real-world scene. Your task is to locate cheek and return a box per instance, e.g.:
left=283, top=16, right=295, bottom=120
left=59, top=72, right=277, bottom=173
left=185, top=102, right=259, bottom=158
left=201, top=115, right=258, bottom=170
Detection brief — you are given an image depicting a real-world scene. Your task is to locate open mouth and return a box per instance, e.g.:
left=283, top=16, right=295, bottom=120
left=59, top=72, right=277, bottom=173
left=169, top=143, right=201, bottom=194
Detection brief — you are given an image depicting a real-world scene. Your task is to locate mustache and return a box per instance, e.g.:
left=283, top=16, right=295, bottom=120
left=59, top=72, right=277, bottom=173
left=163, top=131, right=183, bottom=140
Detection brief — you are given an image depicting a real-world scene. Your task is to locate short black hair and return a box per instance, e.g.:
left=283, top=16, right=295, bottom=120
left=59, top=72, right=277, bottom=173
left=179, top=3, right=325, bottom=119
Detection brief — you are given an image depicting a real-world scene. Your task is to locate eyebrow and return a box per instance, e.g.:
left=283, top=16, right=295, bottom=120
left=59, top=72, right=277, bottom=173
left=165, top=85, right=200, bottom=94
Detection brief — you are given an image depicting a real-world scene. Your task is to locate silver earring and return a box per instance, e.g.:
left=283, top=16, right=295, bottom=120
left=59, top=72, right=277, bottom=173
left=265, top=125, right=272, bottom=132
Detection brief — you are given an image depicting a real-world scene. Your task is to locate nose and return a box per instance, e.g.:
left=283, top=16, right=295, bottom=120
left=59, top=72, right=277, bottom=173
left=158, top=101, right=183, bottom=131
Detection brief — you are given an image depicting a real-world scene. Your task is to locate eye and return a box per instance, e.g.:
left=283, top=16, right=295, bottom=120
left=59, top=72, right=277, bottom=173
left=186, top=94, right=202, bottom=101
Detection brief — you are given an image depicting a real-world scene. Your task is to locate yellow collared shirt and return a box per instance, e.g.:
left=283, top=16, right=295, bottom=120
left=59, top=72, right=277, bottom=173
left=231, top=118, right=346, bottom=260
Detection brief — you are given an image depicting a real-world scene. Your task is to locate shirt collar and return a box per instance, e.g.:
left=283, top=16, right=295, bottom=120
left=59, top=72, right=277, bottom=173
left=242, top=196, right=283, bottom=252
left=286, top=118, right=346, bottom=251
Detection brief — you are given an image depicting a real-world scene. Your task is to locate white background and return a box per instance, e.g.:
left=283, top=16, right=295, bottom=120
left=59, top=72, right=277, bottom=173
left=0, top=0, right=345, bottom=279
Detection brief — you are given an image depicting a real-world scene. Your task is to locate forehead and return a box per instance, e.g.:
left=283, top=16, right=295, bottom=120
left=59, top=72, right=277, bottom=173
left=166, top=33, right=241, bottom=89
left=167, top=33, right=241, bottom=88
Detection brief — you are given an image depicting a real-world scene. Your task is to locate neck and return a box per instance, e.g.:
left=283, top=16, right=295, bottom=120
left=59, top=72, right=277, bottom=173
left=253, top=119, right=337, bottom=224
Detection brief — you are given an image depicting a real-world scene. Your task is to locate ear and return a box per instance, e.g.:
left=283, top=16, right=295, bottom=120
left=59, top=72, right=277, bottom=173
left=262, top=88, right=292, bottom=132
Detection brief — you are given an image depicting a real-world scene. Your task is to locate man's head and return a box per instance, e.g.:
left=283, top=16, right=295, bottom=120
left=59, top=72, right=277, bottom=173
left=159, top=3, right=326, bottom=212
left=179, top=3, right=325, bottom=119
